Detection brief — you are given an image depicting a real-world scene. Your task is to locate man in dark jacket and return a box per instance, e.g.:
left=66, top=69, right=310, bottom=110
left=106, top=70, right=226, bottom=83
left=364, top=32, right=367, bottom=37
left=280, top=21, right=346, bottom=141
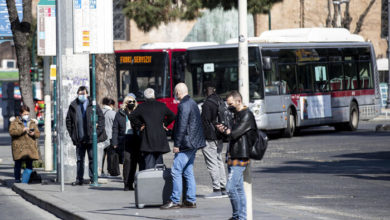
left=161, top=83, right=206, bottom=210
left=66, top=86, right=105, bottom=186
left=216, top=91, right=256, bottom=220
left=201, top=86, right=227, bottom=198
left=131, top=88, right=175, bottom=170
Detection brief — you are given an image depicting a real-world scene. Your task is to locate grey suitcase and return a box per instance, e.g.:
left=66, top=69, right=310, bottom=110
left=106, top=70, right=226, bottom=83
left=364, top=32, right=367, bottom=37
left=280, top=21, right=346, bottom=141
left=134, top=164, right=173, bottom=208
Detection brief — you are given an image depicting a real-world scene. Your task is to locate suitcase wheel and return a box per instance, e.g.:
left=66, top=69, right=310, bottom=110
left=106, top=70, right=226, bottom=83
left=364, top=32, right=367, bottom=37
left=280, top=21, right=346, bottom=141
left=137, top=204, right=145, bottom=209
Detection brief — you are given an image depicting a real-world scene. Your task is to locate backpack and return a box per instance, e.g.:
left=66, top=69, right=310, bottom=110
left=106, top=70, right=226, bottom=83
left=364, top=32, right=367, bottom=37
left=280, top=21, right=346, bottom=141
left=207, top=96, right=234, bottom=129
left=249, top=130, right=268, bottom=160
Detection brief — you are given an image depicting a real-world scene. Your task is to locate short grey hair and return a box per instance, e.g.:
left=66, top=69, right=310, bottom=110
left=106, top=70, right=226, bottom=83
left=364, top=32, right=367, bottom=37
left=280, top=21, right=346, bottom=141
left=144, top=88, right=155, bottom=99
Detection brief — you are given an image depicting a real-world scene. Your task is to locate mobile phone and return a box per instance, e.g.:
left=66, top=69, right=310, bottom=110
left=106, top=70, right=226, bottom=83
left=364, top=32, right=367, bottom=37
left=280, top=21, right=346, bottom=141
left=29, top=128, right=35, bottom=132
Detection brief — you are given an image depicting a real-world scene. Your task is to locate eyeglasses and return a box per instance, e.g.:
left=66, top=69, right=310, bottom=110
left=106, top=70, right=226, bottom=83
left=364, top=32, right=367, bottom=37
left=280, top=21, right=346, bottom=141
left=128, top=101, right=135, bottom=104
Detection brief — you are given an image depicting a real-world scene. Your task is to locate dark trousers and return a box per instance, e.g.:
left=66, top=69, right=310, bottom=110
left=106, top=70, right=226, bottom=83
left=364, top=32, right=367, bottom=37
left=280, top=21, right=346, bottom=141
left=76, top=143, right=93, bottom=181
left=141, top=152, right=164, bottom=170
left=14, top=159, right=33, bottom=181
left=123, top=134, right=141, bottom=188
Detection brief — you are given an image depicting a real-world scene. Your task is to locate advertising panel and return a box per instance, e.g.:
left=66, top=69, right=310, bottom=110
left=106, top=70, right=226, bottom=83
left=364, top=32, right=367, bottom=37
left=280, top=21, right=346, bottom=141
left=300, top=95, right=332, bottom=119
left=37, top=0, right=56, bottom=56
left=0, top=0, right=23, bottom=38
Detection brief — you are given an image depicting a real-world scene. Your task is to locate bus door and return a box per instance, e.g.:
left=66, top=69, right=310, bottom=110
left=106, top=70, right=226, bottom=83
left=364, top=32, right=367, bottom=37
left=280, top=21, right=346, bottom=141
left=263, top=57, right=286, bottom=129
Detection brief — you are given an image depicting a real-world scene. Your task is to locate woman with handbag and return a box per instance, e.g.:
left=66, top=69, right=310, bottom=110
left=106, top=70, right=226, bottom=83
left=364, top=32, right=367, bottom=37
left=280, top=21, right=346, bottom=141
left=9, top=105, right=40, bottom=183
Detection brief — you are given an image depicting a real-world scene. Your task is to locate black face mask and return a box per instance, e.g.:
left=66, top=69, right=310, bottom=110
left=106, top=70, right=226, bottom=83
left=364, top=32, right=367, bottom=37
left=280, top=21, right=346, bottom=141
left=228, top=106, right=236, bottom=113
left=127, top=103, right=135, bottom=110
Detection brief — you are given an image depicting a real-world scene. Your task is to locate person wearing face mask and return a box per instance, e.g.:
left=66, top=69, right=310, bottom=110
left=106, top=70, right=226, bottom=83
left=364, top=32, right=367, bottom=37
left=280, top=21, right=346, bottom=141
left=130, top=88, right=175, bottom=170
left=9, top=105, right=40, bottom=183
left=215, top=91, right=257, bottom=220
left=111, top=94, right=141, bottom=190
left=66, top=86, right=106, bottom=186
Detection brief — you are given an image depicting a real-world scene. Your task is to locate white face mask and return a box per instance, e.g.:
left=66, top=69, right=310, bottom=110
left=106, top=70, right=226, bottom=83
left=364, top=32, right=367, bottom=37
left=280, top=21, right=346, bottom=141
left=22, top=115, right=30, bottom=121
left=78, top=95, right=87, bottom=102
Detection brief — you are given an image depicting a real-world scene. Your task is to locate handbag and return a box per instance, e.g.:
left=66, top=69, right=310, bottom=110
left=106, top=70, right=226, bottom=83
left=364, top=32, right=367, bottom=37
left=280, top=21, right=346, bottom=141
left=249, top=130, right=268, bottom=160
left=21, top=168, right=33, bottom=183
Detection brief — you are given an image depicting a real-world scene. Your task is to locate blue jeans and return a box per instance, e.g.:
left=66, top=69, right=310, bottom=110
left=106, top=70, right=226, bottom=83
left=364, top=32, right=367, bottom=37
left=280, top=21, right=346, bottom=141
left=76, top=144, right=93, bottom=181
left=226, top=165, right=247, bottom=220
left=170, top=148, right=197, bottom=204
left=14, top=159, right=33, bottom=181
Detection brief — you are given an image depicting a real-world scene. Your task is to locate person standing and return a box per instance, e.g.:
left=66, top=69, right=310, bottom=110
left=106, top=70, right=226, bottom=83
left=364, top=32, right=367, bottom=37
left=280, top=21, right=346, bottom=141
left=9, top=105, right=40, bottom=183
left=66, top=86, right=105, bottom=185
left=201, top=86, right=227, bottom=198
left=131, top=88, right=175, bottom=170
left=112, top=95, right=141, bottom=190
left=160, top=83, right=206, bottom=210
left=101, top=97, right=116, bottom=176
left=216, top=91, right=257, bottom=220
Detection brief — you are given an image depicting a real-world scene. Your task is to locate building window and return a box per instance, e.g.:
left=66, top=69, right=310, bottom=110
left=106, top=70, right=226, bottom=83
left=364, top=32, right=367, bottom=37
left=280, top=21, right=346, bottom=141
left=113, top=0, right=127, bottom=41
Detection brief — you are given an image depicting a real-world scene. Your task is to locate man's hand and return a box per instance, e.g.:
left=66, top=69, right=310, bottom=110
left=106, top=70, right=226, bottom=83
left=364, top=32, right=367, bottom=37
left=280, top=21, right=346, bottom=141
left=173, top=147, right=180, bottom=153
left=113, top=145, right=118, bottom=149
left=216, top=124, right=230, bottom=135
left=140, top=124, right=145, bottom=131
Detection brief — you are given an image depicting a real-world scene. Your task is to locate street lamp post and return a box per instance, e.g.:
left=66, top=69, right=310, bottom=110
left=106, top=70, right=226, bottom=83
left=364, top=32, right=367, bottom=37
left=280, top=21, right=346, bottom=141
left=387, top=0, right=390, bottom=109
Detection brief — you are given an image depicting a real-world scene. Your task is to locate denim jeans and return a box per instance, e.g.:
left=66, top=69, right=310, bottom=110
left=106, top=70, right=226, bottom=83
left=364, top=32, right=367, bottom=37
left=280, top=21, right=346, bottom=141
left=170, top=148, right=197, bottom=204
left=14, top=159, right=33, bottom=181
left=226, top=165, right=247, bottom=220
left=76, top=144, right=93, bottom=181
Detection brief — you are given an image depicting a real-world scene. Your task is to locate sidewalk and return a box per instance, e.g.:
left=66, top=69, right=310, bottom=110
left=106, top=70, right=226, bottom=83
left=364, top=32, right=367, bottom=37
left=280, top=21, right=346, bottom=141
left=0, top=132, right=280, bottom=220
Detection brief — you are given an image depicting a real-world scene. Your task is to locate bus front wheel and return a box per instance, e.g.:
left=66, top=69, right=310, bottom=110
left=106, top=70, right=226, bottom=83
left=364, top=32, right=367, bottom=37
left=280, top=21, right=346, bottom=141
left=284, top=109, right=296, bottom=138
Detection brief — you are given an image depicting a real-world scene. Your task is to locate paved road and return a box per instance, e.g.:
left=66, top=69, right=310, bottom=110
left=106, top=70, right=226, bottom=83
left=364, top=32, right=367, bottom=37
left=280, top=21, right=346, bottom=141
left=251, top=120, right=390, bottom=219
left=0, top=183, right=60, bottom=220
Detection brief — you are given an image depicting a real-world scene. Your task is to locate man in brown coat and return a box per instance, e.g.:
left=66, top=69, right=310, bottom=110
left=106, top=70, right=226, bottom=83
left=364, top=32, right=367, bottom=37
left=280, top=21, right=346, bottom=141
left=9, top=105, right=40, bottom=183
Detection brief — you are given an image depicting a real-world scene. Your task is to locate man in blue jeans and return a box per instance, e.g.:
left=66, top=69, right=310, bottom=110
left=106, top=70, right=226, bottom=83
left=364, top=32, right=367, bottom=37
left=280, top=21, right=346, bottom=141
left=160, top=83, right=206, bottom=210
left=216, top=91, right=257, bottom=220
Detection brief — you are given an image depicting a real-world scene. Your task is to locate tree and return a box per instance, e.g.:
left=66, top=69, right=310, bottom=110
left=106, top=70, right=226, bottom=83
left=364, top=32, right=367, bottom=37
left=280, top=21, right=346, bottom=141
left=123, top=0, right=282, bottom=32
left=6, top=0, right=35, bottom=117
left=96, top=54, right=118, bottom=107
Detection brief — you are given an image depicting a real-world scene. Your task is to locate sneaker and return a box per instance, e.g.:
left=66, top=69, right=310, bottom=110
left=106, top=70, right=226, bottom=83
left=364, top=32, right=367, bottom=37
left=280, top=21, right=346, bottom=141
left=71, top=180, right=83, bottom=186
left=204, top=189, right=223, bottom=199
left=160, top=200, right=181, bottom=210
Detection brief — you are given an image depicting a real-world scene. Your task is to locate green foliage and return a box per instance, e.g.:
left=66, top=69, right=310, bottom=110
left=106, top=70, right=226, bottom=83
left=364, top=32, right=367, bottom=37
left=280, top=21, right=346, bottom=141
left=123, top=0, right=282, bottom=32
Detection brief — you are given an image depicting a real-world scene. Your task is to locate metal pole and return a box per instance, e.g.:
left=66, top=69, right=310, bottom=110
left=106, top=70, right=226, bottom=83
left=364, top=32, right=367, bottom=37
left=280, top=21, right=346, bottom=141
left=43, top=56, right=53, bottom=171
left=56, top=0, right=64, bottom=192
left=90, top=54, right=99, bottom=186
left=53, top=57, right=57, bottom=172
left=387, top=0, right=390, bottom=109
left=238, top=0, right=252, bottom=219
left=268, top=7, right=271, bottom=30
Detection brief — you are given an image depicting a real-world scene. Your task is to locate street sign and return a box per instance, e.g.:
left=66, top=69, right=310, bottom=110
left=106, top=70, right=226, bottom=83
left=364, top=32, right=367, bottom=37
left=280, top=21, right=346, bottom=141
left=50, top=64, right=56, bottom=80
left=73, top=0, right=113, bottom=54
left=0, top=0, right=23, bottom=38
left=37, top=0, right=56, bottom=56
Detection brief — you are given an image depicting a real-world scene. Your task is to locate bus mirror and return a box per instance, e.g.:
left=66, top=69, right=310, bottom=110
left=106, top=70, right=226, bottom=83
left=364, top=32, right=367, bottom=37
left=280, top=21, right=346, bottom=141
left=262, top=57, right=272, bottom=70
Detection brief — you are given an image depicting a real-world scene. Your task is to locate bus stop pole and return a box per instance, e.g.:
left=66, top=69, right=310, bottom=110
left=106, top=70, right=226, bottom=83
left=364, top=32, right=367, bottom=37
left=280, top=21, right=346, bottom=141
left=238, top=0, right=252, bottom=219
left=90, top=54, right=99, bottom=186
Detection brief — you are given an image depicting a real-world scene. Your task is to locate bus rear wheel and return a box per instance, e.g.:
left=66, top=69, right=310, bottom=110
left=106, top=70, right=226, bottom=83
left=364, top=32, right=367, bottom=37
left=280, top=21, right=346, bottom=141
left=334, top=103, right=359, bottom=131
left=284, top=109, right=295, bottom=138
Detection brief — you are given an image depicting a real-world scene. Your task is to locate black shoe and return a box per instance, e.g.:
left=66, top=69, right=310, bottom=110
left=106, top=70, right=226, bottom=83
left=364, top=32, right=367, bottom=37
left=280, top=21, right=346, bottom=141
left=15, top=179, right=21, bottom=183
left=71, top=180, right=83, bottom=186
left=124, top=186, right=130, bottom=191
left=182, top=200, right=196, bottom=208
left=160, top=200, right=181, bottom=210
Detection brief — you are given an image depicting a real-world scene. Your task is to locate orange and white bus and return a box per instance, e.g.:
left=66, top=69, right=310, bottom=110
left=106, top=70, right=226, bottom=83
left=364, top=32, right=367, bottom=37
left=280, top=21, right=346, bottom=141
left=186, top=28, right=381, bottom=137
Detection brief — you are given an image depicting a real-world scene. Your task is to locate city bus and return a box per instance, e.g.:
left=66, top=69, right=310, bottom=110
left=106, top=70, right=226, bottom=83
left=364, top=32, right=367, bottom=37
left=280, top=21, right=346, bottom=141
left=185, top=28, right=381, bottom=137
left=115, top=42, right=218, bottom=117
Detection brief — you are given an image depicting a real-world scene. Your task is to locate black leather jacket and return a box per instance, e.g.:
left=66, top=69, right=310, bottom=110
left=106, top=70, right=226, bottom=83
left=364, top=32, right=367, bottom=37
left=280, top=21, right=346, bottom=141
left=228, top=108, right=257, bottom=159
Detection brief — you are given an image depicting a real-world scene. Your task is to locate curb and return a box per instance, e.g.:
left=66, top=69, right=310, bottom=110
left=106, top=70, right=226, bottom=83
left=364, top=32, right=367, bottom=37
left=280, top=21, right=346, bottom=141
left=11, top=183, right=84, bottom=220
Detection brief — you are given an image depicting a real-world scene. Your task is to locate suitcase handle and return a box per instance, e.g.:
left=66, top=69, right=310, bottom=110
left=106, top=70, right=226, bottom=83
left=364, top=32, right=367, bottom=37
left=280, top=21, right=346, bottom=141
left=154, top=164, right=166, bottom=170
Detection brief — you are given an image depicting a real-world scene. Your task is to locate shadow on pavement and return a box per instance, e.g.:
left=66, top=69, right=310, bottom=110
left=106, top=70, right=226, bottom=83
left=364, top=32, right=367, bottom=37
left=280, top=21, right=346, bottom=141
left=256, top=151, right=390, bottom=181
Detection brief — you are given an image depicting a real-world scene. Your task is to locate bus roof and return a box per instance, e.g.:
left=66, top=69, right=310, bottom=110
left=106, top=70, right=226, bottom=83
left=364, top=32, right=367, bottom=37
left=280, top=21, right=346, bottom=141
left=225, top=28, right=365, bottom=43
left=140, top=42, right=218, bottom=49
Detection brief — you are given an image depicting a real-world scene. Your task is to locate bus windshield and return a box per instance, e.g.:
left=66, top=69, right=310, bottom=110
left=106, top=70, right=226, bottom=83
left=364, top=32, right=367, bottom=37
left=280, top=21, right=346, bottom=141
left=187, top=47, right=263, bottom=102
left=116, top=52, right=170, bottom=101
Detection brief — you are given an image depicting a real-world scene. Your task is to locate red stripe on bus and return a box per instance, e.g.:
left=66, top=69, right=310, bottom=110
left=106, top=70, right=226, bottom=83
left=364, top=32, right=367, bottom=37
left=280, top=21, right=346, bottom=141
left=290, top=89, right=375, bottom=106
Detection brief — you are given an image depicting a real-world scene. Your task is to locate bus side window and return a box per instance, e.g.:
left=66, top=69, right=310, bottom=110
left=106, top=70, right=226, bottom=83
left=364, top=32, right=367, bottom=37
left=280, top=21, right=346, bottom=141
left=264, top=60, right=279, bottom=95
left=358, top=62, right=373, bottom=89
left=279, top=64, right=296, bottom=94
